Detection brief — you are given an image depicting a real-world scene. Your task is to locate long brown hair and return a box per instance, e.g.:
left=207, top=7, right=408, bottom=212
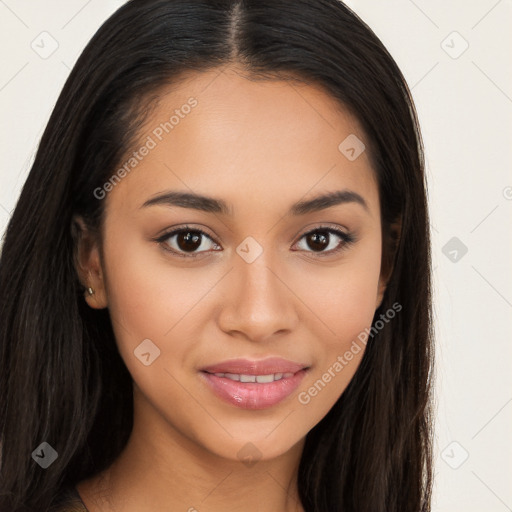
left=0, top=1, right=434, bottom=510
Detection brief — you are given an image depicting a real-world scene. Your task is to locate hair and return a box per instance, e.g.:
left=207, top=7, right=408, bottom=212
left=0, top=1, right=434, bottom=511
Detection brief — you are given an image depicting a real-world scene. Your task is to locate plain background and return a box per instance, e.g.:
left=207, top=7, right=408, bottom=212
left=0, top=1, right=511, bottom=510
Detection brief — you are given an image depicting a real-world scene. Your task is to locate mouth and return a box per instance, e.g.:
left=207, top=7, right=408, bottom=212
left=204, top=371, right=296, bottom=383
left=199, top=357, right=310, bottom=410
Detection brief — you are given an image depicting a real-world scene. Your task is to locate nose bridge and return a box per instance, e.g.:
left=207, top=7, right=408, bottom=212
left=217, top=238, right=297, bottom=340
left=238, top=248, right=280, bottom=304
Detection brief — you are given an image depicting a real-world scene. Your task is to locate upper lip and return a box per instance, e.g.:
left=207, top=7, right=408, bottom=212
left=201, top=357, right=309, bottom=375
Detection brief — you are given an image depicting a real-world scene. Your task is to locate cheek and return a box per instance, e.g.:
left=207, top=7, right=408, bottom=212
left=100, top=227, right=212, bottom=364
left=103, top=212, right=215, bottom=323
left=295, top=235, right=382, bottom=348
left=290, top=235, right=382, bottom=413
left=100, top=231, right=226, bottom=416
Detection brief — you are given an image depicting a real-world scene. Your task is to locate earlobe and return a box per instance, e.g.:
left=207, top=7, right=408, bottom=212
left=72, top=215, right=108, bottom=309
left=83, top=267, right=108, bottom=309
left=375, top=277, right=387, bottom=310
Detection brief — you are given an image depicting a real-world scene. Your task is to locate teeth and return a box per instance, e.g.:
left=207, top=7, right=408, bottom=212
left=212, top=372, right=295, bottom=382
left=256, top=374, right=274, bottom=383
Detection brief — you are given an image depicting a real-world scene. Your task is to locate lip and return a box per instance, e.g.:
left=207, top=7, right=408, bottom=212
left=200, top=357, right=309, bottom=410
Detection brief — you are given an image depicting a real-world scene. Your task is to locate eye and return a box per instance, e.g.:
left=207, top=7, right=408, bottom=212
left=293, top=226, right=355, bottom=256
left=155, top=224, right=355, bottom=259
left=156, top=226, right=221, bottom=258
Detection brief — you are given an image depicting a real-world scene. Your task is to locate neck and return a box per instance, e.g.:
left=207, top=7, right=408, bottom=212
left=77, top=386, right=306, bottom=512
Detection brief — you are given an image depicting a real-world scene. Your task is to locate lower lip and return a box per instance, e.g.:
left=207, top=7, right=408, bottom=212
left=200, top=369, right=308, bottom=410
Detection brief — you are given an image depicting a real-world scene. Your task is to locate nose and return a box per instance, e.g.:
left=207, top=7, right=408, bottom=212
left=217, top=249, right=299, bottom=343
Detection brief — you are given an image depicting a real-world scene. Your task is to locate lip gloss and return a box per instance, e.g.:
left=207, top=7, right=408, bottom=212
left=200, top=369, right=308, bottom=409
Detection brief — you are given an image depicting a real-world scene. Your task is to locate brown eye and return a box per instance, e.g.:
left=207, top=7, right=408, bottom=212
left=176, top=230, right=202, bottom=252
left=157, top=227, right=221, bottom=258
left=294, top=227, right=355, bottom=255
left=305, top=231, right=330, bottom=252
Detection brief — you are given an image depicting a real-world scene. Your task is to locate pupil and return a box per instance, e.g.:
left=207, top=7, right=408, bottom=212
left=178, top=231, right=201, bottom=252
left=308, top=231, right=328, bottom=251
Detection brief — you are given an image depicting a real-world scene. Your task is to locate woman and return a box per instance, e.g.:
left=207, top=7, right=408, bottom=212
left=0, top=0, right=434, bottom=511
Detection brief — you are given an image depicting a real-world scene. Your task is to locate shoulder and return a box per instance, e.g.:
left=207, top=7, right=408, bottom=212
left=49, top=486, right=89, bottom=512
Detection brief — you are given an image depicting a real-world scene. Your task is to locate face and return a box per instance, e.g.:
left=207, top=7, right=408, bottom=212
left=79, top=66, right=386, bottom=463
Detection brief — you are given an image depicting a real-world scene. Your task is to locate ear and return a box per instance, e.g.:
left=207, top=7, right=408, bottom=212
left=72, top=215, right=108, bottom=309
left=375, top=217, right=402, bottom=310
left=375, top=276, right=387, bottom=311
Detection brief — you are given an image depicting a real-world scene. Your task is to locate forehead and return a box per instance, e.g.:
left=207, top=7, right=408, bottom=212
left=104, top=66, right=379, bottom=218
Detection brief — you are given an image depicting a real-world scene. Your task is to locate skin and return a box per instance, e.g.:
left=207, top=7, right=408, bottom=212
left=75, top=65, right=388, bottom=512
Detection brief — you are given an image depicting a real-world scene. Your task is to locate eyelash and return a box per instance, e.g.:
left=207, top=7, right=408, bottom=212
left=155, top=225, right=355, bottom=259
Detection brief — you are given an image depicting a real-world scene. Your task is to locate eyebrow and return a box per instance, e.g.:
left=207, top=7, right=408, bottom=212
left=141, top=189, right=369, bottom=215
